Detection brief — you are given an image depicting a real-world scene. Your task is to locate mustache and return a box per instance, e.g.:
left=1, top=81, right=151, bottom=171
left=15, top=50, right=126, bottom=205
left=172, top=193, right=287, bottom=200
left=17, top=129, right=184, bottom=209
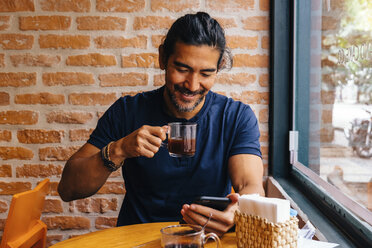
left=174, top=84, right=206, bottom=96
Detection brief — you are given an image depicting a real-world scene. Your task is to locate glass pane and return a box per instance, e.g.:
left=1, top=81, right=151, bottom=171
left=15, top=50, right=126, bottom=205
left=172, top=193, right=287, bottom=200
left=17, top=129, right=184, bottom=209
left=295, top=0, right=372, bottom=216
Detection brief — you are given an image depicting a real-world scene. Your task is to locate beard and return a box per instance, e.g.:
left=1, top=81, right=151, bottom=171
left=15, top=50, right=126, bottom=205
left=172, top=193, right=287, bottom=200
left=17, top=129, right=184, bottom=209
left=165, top=84, right=207, bottom=113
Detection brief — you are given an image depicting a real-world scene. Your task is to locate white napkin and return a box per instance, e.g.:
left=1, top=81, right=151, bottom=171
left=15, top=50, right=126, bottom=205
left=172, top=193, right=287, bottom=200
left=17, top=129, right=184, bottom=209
left=238, top=194, right=290, bottom=223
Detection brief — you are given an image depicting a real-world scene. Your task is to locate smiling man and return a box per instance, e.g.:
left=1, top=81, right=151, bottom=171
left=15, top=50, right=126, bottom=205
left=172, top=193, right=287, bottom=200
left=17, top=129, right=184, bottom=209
left=58, top=12, right=264, bottom=237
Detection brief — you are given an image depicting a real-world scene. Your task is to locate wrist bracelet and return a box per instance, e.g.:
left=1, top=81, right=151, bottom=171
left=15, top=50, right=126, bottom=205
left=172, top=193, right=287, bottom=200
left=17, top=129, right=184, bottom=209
left=100, top=142, right=124, bottom=172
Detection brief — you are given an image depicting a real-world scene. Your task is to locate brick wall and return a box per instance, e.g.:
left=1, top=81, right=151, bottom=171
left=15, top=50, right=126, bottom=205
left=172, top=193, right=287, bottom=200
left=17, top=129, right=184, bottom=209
left=0, top=0, right=269, bottom=246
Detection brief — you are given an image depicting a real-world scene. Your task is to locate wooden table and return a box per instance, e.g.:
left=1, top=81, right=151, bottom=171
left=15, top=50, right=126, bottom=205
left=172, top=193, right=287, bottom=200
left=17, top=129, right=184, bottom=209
left=50, top=222, right=237, bottom=247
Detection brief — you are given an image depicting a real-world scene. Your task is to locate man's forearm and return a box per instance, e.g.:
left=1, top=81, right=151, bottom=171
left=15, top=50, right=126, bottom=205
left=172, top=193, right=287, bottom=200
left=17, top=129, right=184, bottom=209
left=58, top=152, right=112, bottom=201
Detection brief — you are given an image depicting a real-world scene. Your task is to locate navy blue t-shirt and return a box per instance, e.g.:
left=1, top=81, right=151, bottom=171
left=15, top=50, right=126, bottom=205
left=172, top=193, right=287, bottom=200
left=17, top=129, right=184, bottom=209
left=87, top=86, right=261, bottom=226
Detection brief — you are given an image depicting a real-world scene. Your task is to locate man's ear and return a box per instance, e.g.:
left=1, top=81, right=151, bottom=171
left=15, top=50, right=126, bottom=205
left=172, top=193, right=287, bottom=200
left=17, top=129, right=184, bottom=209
left=158, top=44, right=166, bottom=70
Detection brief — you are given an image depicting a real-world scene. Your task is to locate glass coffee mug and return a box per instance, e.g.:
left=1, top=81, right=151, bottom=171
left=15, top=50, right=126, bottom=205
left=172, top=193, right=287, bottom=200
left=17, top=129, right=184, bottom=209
left=160, top=224, right=221, bottom=248
left=163, top=122, right=197, bottom=158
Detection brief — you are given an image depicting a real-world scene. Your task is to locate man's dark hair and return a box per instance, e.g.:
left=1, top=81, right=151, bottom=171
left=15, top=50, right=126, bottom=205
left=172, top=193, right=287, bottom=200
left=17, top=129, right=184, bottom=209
left=162, top=12, right=233, bottom=70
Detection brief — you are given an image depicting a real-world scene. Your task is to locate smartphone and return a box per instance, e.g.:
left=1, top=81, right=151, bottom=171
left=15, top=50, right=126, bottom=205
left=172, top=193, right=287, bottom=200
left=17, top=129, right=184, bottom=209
left=193, top=196, right=231, bottom=211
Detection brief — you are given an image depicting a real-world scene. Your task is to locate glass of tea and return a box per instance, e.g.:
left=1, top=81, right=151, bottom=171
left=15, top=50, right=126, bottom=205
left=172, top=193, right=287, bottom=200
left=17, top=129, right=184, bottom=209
left=160, top=224, right=220, bottom=248
left=165, top=122, right=197, bottom=158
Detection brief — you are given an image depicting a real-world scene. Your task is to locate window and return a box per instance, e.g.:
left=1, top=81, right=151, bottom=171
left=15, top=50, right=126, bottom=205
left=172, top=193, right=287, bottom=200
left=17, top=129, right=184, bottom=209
left=270, top=0, right=372, bottom=246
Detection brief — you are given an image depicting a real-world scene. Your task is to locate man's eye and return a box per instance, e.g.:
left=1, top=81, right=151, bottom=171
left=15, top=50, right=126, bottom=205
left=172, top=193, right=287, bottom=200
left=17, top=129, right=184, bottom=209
left=201, top=73, right=212, bottom=77
left=177, top=68, right=188, bottom=73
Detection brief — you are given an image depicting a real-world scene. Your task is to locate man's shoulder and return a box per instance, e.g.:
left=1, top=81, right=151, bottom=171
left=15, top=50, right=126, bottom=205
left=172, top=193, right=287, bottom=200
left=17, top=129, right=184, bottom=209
left=211, top=91, right=251, bottom=112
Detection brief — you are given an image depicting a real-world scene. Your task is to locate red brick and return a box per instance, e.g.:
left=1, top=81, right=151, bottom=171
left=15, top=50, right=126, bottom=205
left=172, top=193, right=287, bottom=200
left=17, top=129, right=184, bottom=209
left=0, top=92, right=9, bottom=105
left=46, top=235, right=63, bottom=248
left=0, top=131, right=11, bottom=142
left=216, top=73, right=256, bottom=86
left=49, top=182, right=59, bottom=196
left=17, top=130, right=64, bottom=144
left=0, top=218, right=5, bottom=230
left=154, top=74, right=164, bottom=86
left=97, top=181, right=125, bottom=194
left=69, top=93, right=117, bottom=106
left=206, top=0, right=254, bottom=11
left=69, top=198, right=117, bottom=213
left=322, top=16, right=339, bottom=31
left=320, top=127, right=334, bottom=143
left=42, top=216, right=90, bottom=230
left=43, top=72, right=94, bottom=86
left=0, top=200, right=7, bottom=213
left=10, top=54, right=61, bottom=67
left=39, top=34, right=90, bottom=49
left=151, top=35, right=164, bottom=48
left=0, top=181, right=31, bottom=195
left=15, top=92, right=65, bottom=105
left=242, top=16, right=269, bottom=31
left=260, top=131, right=269, bottom=142
left=234, top=54, right=269, bottom=68
left=0, top=54, right=4, bottom=67
left=44, top=199, right=63, bottom=213
left=259, top=73, right=269, bottom=87
left=321, top=90, right=335, bottom=104
left=0, top=34, right=33, bottom=49
left=39, top=146, right=80, bottom=161
left=0, top=164, right=12, bottom=177
left=151, top=0, right=200, bottom=12
left=69, top=128, right=94, bottom=142
left=322, top=109, right=333, bottom=124
left=215, top=18, right=238, bottom=29
left=0, top=0, right=35, bottom=12
left=95, top=217, right=117, bottom=229
left=226, top=35, right=258, bottom=49
left=19, top=16, right=71, bottom=30
left=94, top=35, right=146, bottom=49
left=259, top=109, right=269, bottom=123
left=0, top=16, right=10, bottom=30
left=231, top=91, right=269, bottom=104
left=321, top=57, right=336, bottom=67
left=46, top=111, right=93, bottom=124
left=40, top=0, right=90, bottom=12
left=133, top=16, right=174, bottom=30
left=0, top=111, right=38, bottom=125
left=99, top=73, right=148, bottom=87
left=260, top=0, right=269, bottom=11
left=122, top=53, right=159, bottom=68
left=16, top=163, right=63, bottom=178
left=66, top=53, right=116, bottom=67
left=262, top=36, right=269, bottom=49
left=96, top=0, right=145, bottom=12
left=261, top=145, right=268, bottom=159
left=0, top=72, right=36, bottom=87
left=0, top=147, right=33, bottom=160
left=77, top=16, right=126, bottom=30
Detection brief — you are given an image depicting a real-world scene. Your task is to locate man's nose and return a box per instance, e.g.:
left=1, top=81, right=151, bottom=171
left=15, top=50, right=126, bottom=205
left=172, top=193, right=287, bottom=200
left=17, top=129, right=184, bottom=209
left=184, top=73, right=200, bottom=92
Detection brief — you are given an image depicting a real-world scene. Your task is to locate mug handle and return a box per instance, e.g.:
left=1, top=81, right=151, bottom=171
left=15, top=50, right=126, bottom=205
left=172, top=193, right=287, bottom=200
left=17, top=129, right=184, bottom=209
left=202, top=233, right=221, bottom=248
left=160, top=125, right=169, bottom=148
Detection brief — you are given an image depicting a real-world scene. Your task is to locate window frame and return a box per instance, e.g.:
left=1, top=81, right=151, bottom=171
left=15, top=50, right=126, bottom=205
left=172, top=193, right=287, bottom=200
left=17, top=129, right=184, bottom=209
left=269, top=0, right=372, bottom=246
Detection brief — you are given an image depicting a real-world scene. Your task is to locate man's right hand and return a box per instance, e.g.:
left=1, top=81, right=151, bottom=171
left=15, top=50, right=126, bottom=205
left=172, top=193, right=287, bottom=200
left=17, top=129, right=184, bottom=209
left=110, top=125, right=167, bottom=164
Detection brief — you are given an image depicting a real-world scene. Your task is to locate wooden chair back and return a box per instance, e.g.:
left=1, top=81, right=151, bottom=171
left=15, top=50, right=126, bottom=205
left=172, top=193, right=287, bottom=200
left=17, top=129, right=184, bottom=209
left=0, top=178, right=50, bottom=248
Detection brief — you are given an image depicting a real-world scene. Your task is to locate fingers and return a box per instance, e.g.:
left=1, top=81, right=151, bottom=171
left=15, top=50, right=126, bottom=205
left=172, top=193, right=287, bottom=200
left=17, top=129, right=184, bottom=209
left=181, top=203, right=235, bottom=237
left=121, top=125, right=167, bottom=158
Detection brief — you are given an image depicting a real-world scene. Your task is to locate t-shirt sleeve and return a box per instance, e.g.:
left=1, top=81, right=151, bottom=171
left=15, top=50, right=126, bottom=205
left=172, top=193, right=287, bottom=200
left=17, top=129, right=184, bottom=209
left=87, top=98, right=126, bottom=149
left=229, top=105, right=262, bottom=158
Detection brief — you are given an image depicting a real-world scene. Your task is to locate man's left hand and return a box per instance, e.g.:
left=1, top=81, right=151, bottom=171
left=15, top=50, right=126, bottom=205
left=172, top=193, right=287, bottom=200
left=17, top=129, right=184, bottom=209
left=180, top=193, right=239, bottom=237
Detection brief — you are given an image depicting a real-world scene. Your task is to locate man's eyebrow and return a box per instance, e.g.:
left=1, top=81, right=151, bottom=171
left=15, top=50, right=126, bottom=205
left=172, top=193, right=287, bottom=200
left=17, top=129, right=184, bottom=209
left=173, top=61, right=216, bottom=72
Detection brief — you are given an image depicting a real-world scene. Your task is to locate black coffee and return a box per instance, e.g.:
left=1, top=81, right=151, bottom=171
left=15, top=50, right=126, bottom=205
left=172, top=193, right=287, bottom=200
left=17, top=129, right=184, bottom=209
left=164, top=244, right=200, bottom=248
left=168, top=138, right=196, bottom=156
